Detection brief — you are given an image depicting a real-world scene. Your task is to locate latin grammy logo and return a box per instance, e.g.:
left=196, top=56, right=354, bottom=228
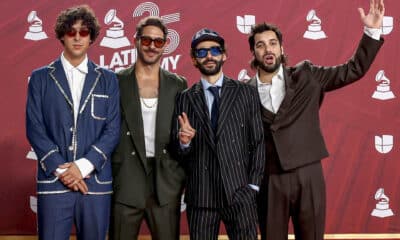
left=237, top=69, right=251, bottom=82
left=371, top=188, right=394, bottom=218
left=303, top=10, right=327, bottom=40
left=374, top=135, right=393, bottom=154
left=372, top=70, right=395, bottom=100
left=100, top=9, right=131, bottom=49
left=24, top=11, right=48, bottom=41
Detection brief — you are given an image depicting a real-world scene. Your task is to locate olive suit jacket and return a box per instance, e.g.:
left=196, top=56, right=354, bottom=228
left=112, top=65, right=187, bottom=208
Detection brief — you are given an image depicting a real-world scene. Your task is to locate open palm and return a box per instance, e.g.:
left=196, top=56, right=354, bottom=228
left=358, top=0, right=385, bottom=29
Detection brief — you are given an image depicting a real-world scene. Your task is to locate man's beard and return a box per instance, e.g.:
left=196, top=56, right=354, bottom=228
left=197, top=59, right=224, bottom=76
left=257, top=54, right=282, bottom=73
left=137, top=47, right=163, bottom=65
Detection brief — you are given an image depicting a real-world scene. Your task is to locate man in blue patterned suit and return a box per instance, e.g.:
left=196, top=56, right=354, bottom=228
left=26, top=5, right=120, bottom=240
left=171, top=28, right=265, bottom=239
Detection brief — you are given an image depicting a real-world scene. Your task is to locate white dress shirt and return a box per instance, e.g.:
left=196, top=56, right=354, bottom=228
left=256, top=65, right=285, bottom=113
left=55, top=53, right=94, bottom=178
left=140, top=97, right=158, bottom=157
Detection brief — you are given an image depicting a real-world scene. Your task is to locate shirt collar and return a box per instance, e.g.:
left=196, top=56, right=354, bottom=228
left=201, top=73, right=224, bottom=90
left=61, top=52, right=88, bottom=74
left=256, top=64, right=284, bottom=86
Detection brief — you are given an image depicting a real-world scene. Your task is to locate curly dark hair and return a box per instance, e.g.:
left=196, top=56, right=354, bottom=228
left=54, top=5, right=100, bottom=45
left=248, top=22, right=288, bottom=69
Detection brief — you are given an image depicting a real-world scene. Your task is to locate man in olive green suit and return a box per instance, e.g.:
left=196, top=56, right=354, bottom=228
left=110, top=16, right=187, bottom=240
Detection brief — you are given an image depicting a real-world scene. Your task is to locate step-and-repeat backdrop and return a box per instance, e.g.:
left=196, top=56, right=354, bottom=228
left=1, top=0, right=399, bottom=238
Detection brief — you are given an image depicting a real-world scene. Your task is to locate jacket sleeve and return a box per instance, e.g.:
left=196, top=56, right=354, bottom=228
left=83, top=71, right=121, bottom=172
left=247, top=86, right=265, bottom=186
left=311, top=34, right=384, bottom=92
left=169, top=91, right=192, bottom=162
left=26, top=70, right=65, bottom=177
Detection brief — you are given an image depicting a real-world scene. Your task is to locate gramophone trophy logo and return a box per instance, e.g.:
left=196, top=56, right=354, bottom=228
left=237, top=69, right=251, bottom=82
left=371, top=188, right=394, bottom=218
left=303, top=10, right=327, bottom=40
left=24, top=11, right=48, bottom=41
left=26, top=147, right=37, bottom=160
left=100, top=9, right=131, bottom=49
left=372, top=70, right=395, bottom=100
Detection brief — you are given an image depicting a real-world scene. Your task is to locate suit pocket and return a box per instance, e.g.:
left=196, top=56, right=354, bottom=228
left=91, top=94, right=109, bottom=120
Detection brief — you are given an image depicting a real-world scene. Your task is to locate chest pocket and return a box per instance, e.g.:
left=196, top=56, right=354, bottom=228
left=91, top=94, right=109, bottom=120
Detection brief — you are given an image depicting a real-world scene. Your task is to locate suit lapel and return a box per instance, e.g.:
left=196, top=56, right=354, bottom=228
left=48, top=59, right=73, bottom=109
left=217, top=78, right=239, bottom=136
left=154, top=69, right=174, bottom=156
left=188, top=82, right=216, bottom=149
left=247, top=77, right=257, bottom=88
left=274, top=68, right=294, bottom=122
left=119, top=66, right=148, bottom=170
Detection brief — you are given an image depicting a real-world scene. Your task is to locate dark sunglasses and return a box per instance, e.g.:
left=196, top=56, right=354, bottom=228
left=65, top=29, right=90, bottom=37
left=140, top=36, right=166, bottom=48
left=194, top=46, right=223, bottom=58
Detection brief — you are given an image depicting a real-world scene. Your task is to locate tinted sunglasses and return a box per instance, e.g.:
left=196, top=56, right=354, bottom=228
left=140, top=36, right=166, bottom=48
left=65, top=29, right=90, bottom=37
left=194, top=46, right=223, bottom=58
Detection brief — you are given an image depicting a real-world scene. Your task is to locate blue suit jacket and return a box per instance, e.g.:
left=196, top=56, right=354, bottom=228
left=26, top=58, right=120, bottom=194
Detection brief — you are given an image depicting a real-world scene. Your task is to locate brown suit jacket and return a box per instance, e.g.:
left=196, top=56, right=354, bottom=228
left=248, top=34, right=384, bottom=171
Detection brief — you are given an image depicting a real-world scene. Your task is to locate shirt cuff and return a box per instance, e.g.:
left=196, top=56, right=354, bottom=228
left=54, top=168, right=67, bottom=176
left=248, top=184, right=259, bottom=192
left=180, top=142, right=191, bottom=149
left=75, top=158, right=95, bottom=178
left=364, top=26, right=382, bottom=41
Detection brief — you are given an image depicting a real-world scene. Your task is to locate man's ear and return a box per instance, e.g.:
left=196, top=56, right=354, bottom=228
left=191, top=57, right=198, bottom=67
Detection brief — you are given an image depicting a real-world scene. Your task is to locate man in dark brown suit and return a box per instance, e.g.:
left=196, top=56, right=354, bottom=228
left=246, top=0, right=385, bottom=239
left=172, top=28, right=265, bottom=239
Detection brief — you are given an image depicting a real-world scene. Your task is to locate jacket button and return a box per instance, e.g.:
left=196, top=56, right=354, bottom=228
left=126, top=131, right=131, bottom=135
left=204, top=166, right=208, bottom=171
left=131, top=151, right=135, bottom=155
left=163, top=149, right=167, bottom=154
left=70, top=127, right=74, bottom=132
left=68, top=146, right=73, bottom=151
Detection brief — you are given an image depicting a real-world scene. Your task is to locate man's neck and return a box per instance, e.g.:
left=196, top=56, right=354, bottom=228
left=202, top=71, right=223, bottom=85
left=64, top=55, right=86, bottom=67
left=135, top=60, right=160, bottom=82
left=258, top=68, right=278, bottom=84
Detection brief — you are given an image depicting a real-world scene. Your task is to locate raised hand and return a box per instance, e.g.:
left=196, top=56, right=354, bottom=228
left=178, top=112, right=196, bottom=145
left=358, top=0, right=385, bottom=29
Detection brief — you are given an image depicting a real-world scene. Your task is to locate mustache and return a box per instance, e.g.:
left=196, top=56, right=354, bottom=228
left=202, top=60, right=218, bottom=65
left=144, top=49, right=160, bottom=54
left=263, top=52, right=276, bottom=58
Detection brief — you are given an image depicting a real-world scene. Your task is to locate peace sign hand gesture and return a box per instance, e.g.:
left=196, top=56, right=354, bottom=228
left=178, top=112, right=196, bottom=145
